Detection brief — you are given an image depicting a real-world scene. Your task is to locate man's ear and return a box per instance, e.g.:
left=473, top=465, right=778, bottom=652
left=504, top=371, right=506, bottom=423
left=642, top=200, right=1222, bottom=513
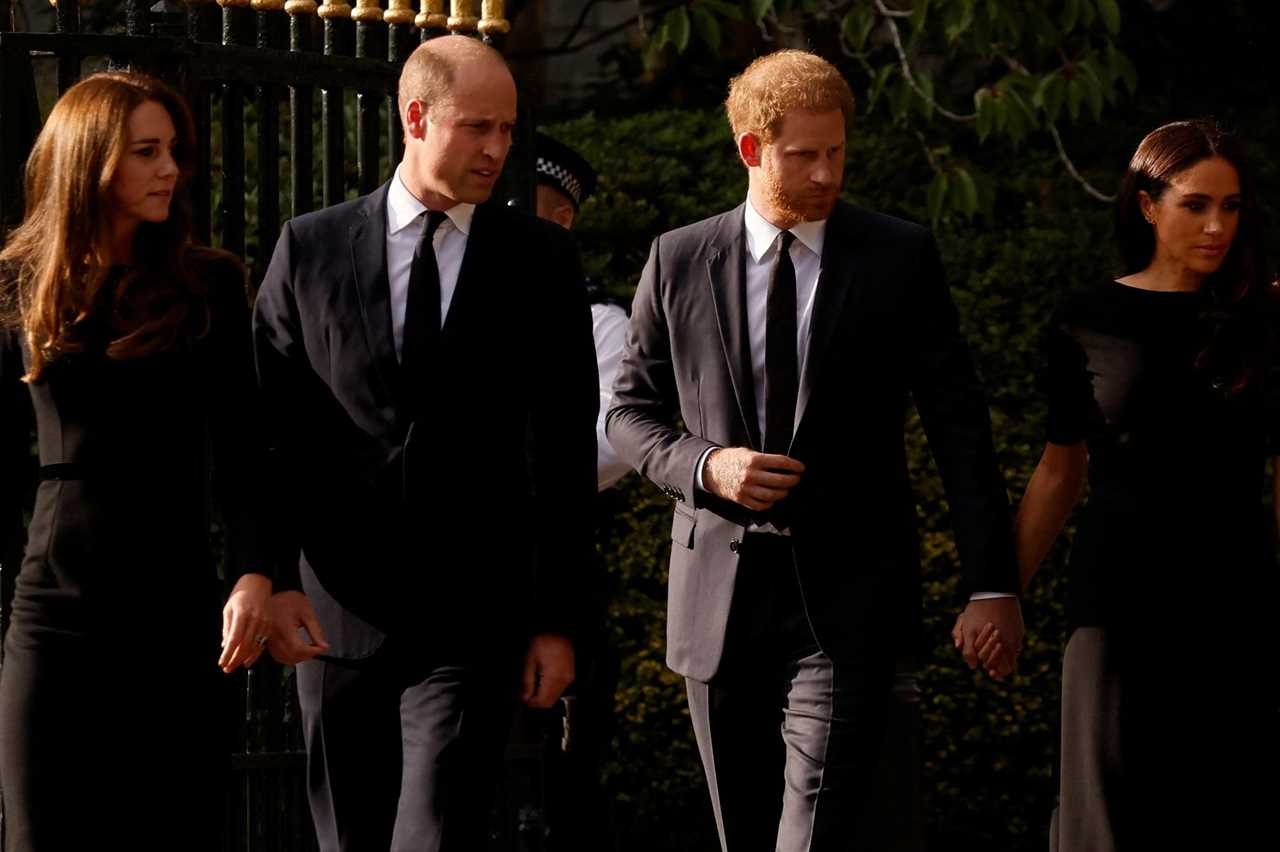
left=404, top=99, right=427, bottom=141
left=737, top=132, right=762, bottom=168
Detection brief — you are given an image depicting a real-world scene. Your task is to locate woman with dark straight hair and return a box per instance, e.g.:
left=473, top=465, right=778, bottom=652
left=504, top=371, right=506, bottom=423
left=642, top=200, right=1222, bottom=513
left=0, top=72, right=283, bottom=849
left=960, top=119, right=1278, bottom=848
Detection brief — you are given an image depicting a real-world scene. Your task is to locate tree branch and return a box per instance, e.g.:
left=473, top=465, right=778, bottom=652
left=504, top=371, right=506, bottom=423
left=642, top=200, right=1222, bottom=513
left=1048, top=122, right=1116, bottom=202
left=873, top=0, right=976, bottom=122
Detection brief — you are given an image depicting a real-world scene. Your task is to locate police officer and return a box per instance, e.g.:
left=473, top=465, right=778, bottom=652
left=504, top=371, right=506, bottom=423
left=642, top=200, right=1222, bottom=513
left=534, top=132, right=630, bottom=492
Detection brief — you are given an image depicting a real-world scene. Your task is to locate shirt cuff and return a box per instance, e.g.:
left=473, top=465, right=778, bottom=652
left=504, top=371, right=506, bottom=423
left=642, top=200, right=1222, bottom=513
left=694, top=446, right=717, bottom=491
left=969, top=591, right=1017, bottom=601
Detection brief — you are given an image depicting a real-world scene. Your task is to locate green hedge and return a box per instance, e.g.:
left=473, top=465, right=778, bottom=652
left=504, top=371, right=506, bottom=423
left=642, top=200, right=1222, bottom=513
left=547, top=108, right=1119, bottom=851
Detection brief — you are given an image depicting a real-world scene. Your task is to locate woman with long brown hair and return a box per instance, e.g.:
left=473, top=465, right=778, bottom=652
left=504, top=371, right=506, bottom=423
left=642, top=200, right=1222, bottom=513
left=0, top=72, right=280, bottom=849
left=962, top=120, right=1278, bottom=848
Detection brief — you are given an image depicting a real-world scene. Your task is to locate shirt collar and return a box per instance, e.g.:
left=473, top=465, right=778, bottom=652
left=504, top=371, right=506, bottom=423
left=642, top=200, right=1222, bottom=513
left=387, top=165, right=475, bottom=237
left=743, top=196, right=826, bottom=263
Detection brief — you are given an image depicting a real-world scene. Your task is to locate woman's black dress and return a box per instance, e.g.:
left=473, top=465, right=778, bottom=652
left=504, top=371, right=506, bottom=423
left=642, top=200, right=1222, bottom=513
left=0, top=257, right=275, bottom=850
left=1043, top=281, right=1278, bottom=849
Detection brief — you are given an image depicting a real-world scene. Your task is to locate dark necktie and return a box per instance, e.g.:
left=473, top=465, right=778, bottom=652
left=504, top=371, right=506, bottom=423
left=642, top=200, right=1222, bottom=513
left=764, top=230, right=798, bottom=456
left=401, top=209, right=448, bottom=405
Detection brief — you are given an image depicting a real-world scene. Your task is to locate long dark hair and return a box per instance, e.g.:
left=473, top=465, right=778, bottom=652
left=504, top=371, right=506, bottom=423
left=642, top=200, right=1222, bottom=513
left=0, top=71, right=215, bottom=381
left=1115, top=119, right=1272, bottom=396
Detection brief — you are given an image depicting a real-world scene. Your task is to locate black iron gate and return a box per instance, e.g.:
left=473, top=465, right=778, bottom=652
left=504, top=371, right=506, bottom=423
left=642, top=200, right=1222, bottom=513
left=0, top=3, right=565, bottom=849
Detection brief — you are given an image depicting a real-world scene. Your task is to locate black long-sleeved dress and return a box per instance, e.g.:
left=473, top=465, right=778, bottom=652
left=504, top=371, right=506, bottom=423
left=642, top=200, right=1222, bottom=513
left=0, top=255, right=275, bottom=851
left=1044, top=281, right=1278, bottom=848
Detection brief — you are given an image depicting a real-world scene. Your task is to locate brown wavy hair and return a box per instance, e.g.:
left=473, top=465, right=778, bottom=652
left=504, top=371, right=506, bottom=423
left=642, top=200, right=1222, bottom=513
left=0, top=71, right=212, bottom=381
left=1115, top=119, right=1273, bottom=396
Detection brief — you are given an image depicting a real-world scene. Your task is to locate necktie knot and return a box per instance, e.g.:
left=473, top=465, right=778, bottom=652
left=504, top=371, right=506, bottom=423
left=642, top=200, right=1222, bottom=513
left=420, top=209, right=448, bottom=241
left=778, top=230, right=796, bottom=256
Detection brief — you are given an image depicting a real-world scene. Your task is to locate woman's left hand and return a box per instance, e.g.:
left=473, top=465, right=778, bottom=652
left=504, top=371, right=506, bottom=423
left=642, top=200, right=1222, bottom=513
left=218, top=573, right=273, bottom=673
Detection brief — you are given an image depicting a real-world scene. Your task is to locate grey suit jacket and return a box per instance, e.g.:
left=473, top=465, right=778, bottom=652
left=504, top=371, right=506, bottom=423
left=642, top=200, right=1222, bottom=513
left=607, top=201, right=1018, bottom=681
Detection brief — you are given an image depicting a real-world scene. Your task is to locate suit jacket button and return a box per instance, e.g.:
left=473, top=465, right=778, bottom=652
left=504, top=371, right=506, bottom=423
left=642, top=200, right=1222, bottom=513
left=729, top=538, right=740, bottom=553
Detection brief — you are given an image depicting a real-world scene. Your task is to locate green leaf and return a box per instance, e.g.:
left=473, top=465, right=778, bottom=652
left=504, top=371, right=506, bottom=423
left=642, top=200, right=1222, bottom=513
left=666, top=7, right=691, bottom=53
left=750, top=0, right=774, bottom=22
left=1096, top=0, right=1122, bottom=34
left=1079, top=0, right=1096, bottom=29
left=889, top=75, right=914, bottom=124
left=841, top=6, right=877, bottom=52
left=944, top=0, right=975, bottom=44
left=701, top=0, right=744, bottom=21
left=1110, top=47, right=1138, bottom=94
left=690, top=4, right=722, bottom=51
left=915, top=71, right=936, bottom=122
left=1061, top=0, right=1080, bottom=33
left=927, top=171, right=949, bottom=224
left=650, top=19, right=670, bottom=52
left=952, top=168, right=979, bottom=215
left=867, top=64, right=895, bottom=114
left=1066, top=77, right=1085, bottom=121
left=1082, top=75, right=1104, bottom=120
left=1042, top=74, right=1066, bottom=123
left=911, top=0, right=931, bottom=34
left=974, top=87, right=994, bottom=142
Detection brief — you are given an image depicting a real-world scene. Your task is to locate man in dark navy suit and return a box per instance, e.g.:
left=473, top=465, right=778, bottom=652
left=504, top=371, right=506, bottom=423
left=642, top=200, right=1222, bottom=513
left=255, top=35, right=598, bottom=852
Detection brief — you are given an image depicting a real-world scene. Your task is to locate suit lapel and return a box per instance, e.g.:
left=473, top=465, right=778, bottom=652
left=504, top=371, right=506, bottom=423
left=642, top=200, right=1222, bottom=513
left=348, top=182, right=400, bottom=403
left=706, top=206, right=762, bottom=450
left=792, top=203, right=862, bottom=445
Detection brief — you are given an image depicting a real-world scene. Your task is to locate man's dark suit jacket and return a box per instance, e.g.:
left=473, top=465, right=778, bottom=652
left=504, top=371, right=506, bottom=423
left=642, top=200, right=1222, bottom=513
left=254, top=181, right=599, bottom=659
left=606, top=201, right=1018, bottom=682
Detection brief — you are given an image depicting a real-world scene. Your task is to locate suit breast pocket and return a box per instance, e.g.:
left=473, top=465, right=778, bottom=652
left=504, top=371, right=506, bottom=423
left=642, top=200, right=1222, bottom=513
left=671, top=506, right=696, bottom=550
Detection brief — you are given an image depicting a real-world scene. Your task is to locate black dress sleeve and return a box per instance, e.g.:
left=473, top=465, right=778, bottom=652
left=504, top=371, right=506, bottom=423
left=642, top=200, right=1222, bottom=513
left=1042, top=313, right=1093, bottom=446
left=0, top=325, right=35, bottom=572
left=201, top=255, right=294, bottom=589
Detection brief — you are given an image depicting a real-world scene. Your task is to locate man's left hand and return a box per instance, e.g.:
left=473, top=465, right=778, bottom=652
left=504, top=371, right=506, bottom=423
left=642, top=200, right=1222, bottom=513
left=952, top=597, right=1024, bottom=680
left=521, top=633, right=575, bottom=709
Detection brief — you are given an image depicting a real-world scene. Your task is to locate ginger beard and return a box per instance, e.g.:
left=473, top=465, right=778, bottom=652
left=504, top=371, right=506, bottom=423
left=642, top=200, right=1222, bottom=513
left=758, top=139, right=840, bottom=225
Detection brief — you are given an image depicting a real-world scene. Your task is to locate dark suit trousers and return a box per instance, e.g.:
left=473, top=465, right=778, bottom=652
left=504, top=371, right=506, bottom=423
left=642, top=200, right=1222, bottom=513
left=297, top=640, right=520, bottom=852
left=685, top=534, right=923, bottom=852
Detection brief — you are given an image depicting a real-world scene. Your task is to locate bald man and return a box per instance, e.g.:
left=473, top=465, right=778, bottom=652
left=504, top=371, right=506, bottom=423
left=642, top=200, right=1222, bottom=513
left=254, top=36, right=599, bottom=851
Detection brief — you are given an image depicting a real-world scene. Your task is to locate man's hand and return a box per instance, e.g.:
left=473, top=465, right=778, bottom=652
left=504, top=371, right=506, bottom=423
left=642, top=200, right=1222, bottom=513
left=265, top=590, right=331, bottom=666
left=703, top=447, right=805, bottom=511
left=951, top=597, right=1024, bottom=680
left=219, top=573, right=273, bottom=673
left=521, top=633, right=575, bottom=709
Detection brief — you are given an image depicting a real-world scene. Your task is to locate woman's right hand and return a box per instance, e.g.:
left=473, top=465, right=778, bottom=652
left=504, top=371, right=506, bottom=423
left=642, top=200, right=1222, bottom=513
left=265, top=591, right=330, bottom=666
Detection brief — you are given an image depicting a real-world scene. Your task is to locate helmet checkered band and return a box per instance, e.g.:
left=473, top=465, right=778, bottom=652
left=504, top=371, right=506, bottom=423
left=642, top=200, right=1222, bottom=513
left=536, top=157, right=584, bottom=207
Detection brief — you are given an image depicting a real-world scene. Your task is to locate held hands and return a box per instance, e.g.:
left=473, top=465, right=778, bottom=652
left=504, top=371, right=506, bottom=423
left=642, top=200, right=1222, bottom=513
left=703, top=447, right=805, bottom=511
left=219, top=573, right=273, bottom=673
left=951, top=597, right=1025, bottom=680
left=522, top=633, right=575, bottom=709
left=264, top=591, right=331, bottom=666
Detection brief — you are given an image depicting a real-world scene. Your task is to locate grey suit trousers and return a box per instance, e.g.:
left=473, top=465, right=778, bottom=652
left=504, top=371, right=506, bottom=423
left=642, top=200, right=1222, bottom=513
left=684, top=534, right=925, bottom=852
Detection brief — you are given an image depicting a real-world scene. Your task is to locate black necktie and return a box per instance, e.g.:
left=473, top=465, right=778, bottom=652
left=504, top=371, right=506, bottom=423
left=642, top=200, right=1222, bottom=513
left=401, top=209, right=448, bottom=405
left=764, top=230, right=798, bottom=456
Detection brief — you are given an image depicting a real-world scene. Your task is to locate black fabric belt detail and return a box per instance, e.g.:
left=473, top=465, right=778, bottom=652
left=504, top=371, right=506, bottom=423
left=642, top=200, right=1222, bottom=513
left=39, top=463, right=90, bottom=481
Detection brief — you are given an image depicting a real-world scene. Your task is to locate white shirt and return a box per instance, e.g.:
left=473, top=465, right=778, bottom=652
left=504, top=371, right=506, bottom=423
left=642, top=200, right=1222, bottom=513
left=385, top=165, right=474, bottom=358
left=694, top=199, right=823, bottom=493
left=593, top=303, right=632, bottom=491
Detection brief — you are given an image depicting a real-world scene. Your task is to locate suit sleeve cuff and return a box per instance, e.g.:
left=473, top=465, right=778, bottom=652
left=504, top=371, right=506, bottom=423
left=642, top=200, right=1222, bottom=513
left=969, top=591, right=1017, bottom=601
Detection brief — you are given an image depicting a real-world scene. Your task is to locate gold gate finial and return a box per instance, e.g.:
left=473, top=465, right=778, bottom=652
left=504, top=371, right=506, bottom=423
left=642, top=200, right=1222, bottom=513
left=478, top=0, right=508, bottom=36
left=447, top=0, right=478, bottom=34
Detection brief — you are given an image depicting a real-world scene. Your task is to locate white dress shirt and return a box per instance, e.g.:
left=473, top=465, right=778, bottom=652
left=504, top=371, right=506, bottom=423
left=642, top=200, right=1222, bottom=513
left=694, top=199, right=823, bottom=492
left=593, top=303, right=632, bottom=491
left=385, top=165, right=475, bottom=358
